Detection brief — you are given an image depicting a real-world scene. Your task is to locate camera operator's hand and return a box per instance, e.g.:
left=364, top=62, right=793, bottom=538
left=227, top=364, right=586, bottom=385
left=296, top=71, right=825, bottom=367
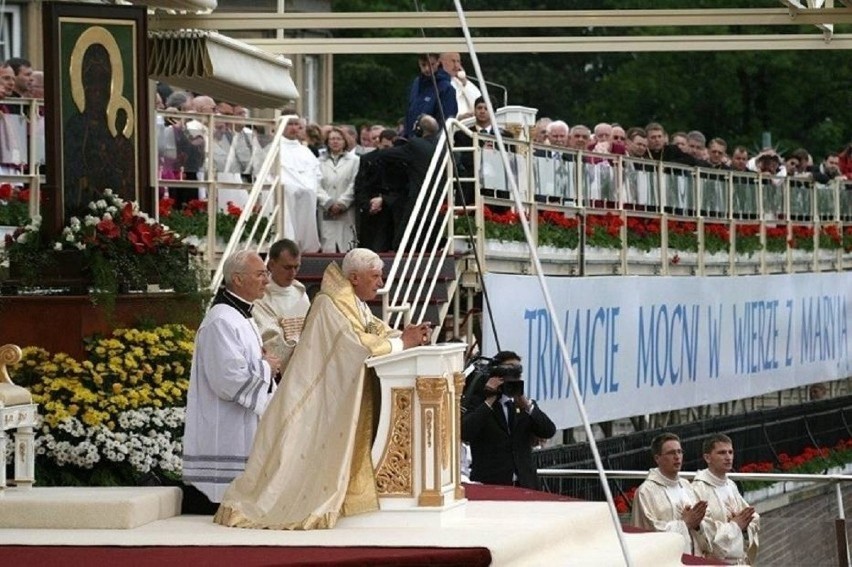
left=483, top=377, right=503, bottom=406
left=514, top=394, right=533, bottom=413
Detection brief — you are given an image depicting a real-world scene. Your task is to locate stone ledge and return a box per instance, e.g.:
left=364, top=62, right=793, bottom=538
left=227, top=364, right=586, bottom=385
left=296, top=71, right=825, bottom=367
left=0, top=486, right=181, bottom=529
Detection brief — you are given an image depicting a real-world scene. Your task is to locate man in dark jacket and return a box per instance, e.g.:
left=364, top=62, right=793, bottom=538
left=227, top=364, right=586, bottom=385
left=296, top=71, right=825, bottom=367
left=380, top=115, right=444, bottom=250
left=461, top=351, right=557, bottom=489
left=403, top=53, right=457, bottom=139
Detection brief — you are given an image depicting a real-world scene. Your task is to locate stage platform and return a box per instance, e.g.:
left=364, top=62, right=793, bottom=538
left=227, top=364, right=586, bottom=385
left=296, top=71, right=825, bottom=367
left=0, top=484, right=715, bottom=566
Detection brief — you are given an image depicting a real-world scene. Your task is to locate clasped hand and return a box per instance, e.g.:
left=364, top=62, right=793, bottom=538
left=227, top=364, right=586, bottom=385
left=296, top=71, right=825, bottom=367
left=681, top=500, right=708, bottom=530
left=401, top=322, right=432, bottom=349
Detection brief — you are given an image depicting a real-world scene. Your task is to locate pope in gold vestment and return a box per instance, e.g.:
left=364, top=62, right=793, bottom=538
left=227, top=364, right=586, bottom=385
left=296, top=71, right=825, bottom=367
left=214, top=261, right=402, bottom=529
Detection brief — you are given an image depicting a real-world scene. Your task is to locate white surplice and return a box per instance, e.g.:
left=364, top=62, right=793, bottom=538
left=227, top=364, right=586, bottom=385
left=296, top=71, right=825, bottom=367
left=182, top=298, right=277, bottom=502
left=632, top=467, right=712, bottom=557
left=252, top=279, right=311, bottom=370
left=280, top=138, right=322, bottom=253
left=693, top=469, right=760, bottom=565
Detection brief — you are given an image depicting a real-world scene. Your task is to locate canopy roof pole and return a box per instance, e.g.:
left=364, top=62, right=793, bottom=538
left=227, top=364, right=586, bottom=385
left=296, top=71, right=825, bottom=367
left=451, top=2, right=634, bottom=566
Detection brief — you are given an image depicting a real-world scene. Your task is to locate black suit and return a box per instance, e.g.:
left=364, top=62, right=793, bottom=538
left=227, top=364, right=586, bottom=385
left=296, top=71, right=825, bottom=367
left=461, top=396, right=556, bottom=489
left=380, top=134, right=443, bottom=250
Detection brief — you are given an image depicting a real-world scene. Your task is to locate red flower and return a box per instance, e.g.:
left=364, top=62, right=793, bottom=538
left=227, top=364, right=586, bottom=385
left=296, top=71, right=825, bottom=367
left=96, top=218, right=120, bottom=239
left=0, top=183, right=12, bottom=200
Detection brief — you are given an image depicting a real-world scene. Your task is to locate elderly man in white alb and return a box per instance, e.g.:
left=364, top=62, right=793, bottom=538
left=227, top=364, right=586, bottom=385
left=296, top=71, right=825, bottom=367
left=215, top=248, right=430, bottom=530
left=632, top=432, right=712, bottom=558
left=280, top=113, right=322, bottom=253
left=252, top=238, right=310, bottom=373
left=182, top=250, right=282, bottom=513
left=692, top=434, right=760, bottom=565
left=439, top=52, right=481, bottom=118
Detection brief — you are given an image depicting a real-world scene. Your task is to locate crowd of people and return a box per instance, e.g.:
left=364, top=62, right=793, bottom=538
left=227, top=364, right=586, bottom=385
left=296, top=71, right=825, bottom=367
left=0, top=58, right=43, bottom=177
left=154, top=49, right=851, bottom=257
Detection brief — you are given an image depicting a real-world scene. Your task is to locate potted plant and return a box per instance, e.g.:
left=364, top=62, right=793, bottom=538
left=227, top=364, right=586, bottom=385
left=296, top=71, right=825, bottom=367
left=0, top=183, right=30, bottom=231
left=159, top=197, right=270, bottom=248
left=4, top=190, right=205, bottom=313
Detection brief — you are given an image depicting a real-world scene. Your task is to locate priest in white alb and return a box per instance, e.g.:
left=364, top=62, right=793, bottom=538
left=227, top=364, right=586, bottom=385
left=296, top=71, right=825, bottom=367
left=214, top=248, right=431, bottom=529
left=692, top=434, right=760, bottom=565
left=252, top=238, right=310, bottom=372
left=182, top=250, right=282, bottom=511
left=280, top=114, right=321, bottom=253
left=632, top=433, right=712, bottom=557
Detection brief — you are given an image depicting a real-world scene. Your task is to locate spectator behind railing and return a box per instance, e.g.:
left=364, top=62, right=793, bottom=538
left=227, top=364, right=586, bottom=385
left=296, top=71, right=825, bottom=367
left=317, top=126, right=360, bottom=253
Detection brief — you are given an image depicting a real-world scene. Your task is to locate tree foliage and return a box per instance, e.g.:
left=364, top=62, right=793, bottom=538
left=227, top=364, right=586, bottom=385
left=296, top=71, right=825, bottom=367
left=330, top=1, right=852, bottom=158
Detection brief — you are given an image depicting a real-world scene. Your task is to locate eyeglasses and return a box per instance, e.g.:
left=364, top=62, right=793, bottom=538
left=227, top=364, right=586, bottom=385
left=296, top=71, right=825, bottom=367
left=241, top=269, right=271, bottom=279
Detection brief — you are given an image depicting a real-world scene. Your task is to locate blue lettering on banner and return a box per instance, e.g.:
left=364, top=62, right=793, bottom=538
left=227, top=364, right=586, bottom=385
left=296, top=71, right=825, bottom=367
left=800, top=295, right=847, bottom=364
left=707, top=305, right=722, bottom=378
left=785, top=299, right=794, bottom=367
left=636, top=304, right=699, bottom=388
left=524, top=307, right=621, bottom=402
left=732, top=300, right=780, bottom=375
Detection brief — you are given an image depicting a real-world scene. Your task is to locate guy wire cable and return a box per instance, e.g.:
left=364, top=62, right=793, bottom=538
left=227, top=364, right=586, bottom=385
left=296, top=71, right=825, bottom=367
left=411, top=0, right=501, bottom=353
left=449, top=2, right=634, bottom=565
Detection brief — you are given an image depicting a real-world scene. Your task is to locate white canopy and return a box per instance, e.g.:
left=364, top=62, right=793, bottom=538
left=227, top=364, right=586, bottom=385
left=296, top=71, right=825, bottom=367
left=148, top=29, right=299, bottom=108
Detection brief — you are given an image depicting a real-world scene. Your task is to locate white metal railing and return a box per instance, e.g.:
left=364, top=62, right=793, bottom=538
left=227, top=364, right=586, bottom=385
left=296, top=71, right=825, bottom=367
left=445, top=127, right=852, bottom=277
left=380, top=126, right=456, bottom=331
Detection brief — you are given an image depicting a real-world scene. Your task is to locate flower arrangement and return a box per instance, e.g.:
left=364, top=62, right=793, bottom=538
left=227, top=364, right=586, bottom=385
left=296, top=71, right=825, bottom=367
left=765, top=225, right=789, bottom=254
left=818, top=225, right=842, bottom=251
left=625, top=217, right=661, bottom=252
left=5, top=190, right=205, bottom=308
left=159, top=197, right=270, bottom=244
left=585, top=212, right=624, bottom=249
left=789, top=225, right=816, bottom=251
left=481, top=206, right=581, bottom=249
left=5, top=324, right=194, bottom=486
left=703, top=222, right=730, bottom=255
left=538, top=210, right=580, bottom=249
left=667, top=220, right=699, bottom=253
left=0, top=183, right=30, bottom=227
left=845, top=226, right=852, bottom=253
left=482, top=206, right=524, bottom=243
left=734, top=224, right=762, bottom=257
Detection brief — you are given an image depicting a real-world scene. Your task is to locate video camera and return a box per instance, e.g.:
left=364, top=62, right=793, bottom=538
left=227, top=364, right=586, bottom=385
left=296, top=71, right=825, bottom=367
left=461, top=356, right=525, bottom=404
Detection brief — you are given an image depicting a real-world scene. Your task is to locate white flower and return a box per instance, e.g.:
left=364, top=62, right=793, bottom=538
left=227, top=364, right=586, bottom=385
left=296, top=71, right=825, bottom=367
left=107, top=206, right=117, bottom=214
left=70, top=217, right=81, bottom=228
left=102, top=212, right=112, bottom=221
left=84, top=215, right=99, bottom=226
left=53, top=242, right=62, bottom=251
left=65, top=234, right=75, bottom=242
left=16, top=232, right=29, bottom=244
left=75, top=242, right=85, bottom=250
left=103, top=189, right=113, bottom=196
left=89, top=201, right=97, bottom=211
left=95, top=199, right=107, bottom=209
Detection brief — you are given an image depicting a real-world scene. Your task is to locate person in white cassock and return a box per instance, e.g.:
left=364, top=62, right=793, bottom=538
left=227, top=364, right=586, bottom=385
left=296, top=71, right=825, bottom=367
left=182, top=250, right=282, bottom=512
left=692, top=434, right=760, bottom=565
left=214, top=248, right=431, bottom=530
left=280, top=114, right=322, bottom=253
left=252, top=239, right=310, bottom=372
left=632, top=432, right=712, bottom=558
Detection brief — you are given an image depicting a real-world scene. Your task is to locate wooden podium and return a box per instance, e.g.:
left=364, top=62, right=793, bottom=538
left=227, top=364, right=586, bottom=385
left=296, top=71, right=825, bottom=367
left=366, top=343, right=467, bottom=516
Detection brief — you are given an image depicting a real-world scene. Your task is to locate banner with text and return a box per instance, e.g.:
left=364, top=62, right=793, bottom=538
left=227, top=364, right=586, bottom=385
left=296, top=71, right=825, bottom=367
left=482, top=272, right=851, bottom=429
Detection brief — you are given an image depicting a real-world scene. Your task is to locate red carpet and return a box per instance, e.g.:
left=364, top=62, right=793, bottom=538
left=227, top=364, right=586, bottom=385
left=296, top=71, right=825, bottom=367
left=0, top=484, right=720, bottom=566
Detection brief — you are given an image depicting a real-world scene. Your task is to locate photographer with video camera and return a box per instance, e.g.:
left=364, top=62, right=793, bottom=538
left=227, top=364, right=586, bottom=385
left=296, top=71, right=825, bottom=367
left=461, top=351, right=556, bottom=489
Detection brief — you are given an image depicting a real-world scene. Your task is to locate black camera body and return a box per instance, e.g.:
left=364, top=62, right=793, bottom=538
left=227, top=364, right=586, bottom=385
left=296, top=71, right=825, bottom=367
left=490, top=363, right=524, bottom=397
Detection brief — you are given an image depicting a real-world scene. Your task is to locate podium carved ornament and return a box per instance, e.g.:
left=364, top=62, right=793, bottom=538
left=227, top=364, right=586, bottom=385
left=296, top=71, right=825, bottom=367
left=374, top=388, right=413, bottom=496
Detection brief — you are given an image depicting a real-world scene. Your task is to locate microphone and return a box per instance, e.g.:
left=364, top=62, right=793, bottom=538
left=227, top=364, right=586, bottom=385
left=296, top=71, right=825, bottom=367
left=467, top=75, right=508, bottom=107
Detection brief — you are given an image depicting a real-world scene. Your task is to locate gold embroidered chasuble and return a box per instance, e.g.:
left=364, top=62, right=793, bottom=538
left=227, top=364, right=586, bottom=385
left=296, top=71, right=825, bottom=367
left=214, top=263, right=398, bottom=529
